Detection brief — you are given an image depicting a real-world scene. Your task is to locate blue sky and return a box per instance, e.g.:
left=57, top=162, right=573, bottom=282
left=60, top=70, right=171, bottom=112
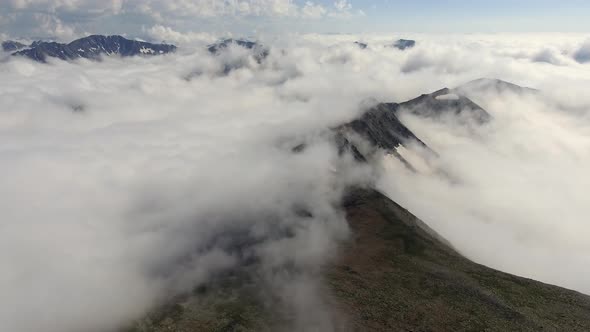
left=1, top=0, right=589, bottom=40
left=340, top=0, right=587, bottom=33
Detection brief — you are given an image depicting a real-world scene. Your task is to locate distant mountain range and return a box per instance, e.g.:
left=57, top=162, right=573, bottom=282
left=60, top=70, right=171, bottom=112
left=2, top=35, right=176, bottom=62
left=3, top=36, right=418, bottom=64
left=2, top=36, right=269, bottom=65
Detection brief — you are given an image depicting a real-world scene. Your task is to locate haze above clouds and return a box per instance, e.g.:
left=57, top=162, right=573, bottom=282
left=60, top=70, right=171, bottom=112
left=2, top=31, right=590, bottom=331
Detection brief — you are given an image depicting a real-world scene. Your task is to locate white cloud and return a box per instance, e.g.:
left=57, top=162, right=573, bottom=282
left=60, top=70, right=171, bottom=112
left=532, top=48, right=566, bottom=65
left=327, top=0, right=359, bottom=18
left=333, top=0, right=352, bottom=11
left=301, top=1, right=327, bottom=19
left=6, top=0, right=123, bottom=14
left=144, top=25, right=216, bottom=45
left=0, top=37, right=380, bottom=332
left=290, top=33, right=590, bottom=296
left=129, top=0, right=299, bottom=19
left=1, top=0, right=338, bottom=19
left=573, top=39, right=590, bottom=63
left=366, top=34, right=590, bottom=294
left=32, top=12, right=77, bottom=39
left=2, top=32, right=590, bottom=331
left=128, top=0, right=356, bottom=20
left=380, top=89, right=590, bottom=293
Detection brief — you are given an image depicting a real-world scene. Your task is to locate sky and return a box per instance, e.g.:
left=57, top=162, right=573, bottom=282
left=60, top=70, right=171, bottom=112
left=1, top=0, right=590, bottom=40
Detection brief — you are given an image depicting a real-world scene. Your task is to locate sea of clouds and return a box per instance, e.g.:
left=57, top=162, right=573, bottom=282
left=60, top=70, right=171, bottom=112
left=1, top=32, right=590, bottom=331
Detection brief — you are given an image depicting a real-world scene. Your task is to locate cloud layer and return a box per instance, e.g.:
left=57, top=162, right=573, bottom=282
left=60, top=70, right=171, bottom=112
left=0, top=36, right=381, bottom=332
left=1, top=33, right=590, bottom=331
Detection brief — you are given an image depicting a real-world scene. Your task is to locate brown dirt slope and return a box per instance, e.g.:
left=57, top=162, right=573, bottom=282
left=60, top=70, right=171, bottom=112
left=328, top=188, right=590, bottom=332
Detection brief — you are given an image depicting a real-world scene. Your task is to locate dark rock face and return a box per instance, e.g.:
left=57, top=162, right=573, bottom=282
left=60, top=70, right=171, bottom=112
left=207, top=39, right=269, bottom=62
left=392, top=39, right=416, bottom=50
left=354, top=41, right=367, bottom=49
left=336, top=102, right=434, bottom=170
left=2, top=40, right=27, bottom=52
left=337, top=84, right=491, bottom=157
left=11, top=35, right=176, bottom=63
left=340, top=102, right=427, bottom=153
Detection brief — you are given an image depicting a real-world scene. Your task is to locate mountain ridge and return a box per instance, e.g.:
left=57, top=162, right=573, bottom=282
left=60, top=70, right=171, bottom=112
left=335, top=80, right=495, bottom=169
left=124, top=80, right=590, bottom=331
left=6, top=35, right=176, bottom=62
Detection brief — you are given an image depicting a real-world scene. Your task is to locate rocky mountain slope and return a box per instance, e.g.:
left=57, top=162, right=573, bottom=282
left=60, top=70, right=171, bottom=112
left=123, top=79, right=590, bottom=331
left=336, top=80, right=493, bottom=169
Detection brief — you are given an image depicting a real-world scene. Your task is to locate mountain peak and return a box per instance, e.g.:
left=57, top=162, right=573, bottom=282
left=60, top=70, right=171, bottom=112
left=456, top=78, right=538, bottom=94
left=399, top=86, right=491, bottom=124
left=392, top=39, right=416, bottom=50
